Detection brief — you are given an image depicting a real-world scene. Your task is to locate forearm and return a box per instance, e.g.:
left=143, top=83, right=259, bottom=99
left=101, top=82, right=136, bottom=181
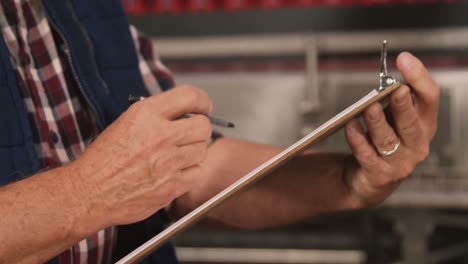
left=214, top=152, right=357, bottom=229
left=0, top=165, right=102, bottom=263
left=171, top=138, right=359, bottom=230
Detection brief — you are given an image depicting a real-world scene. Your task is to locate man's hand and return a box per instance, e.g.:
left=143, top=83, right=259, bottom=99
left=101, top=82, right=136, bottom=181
left=344, top=52, right=440, bottom=206
left=69, top=86, right=213, bottom=228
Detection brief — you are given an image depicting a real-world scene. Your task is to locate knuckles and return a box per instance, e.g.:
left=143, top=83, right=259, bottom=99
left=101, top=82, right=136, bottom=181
left=358, top=150, right=380, bottom=169
left=364, top=111, right=381, bottom=125
left=377, top=141, right=430, bottom=187
left=178, top=85, right=202, bottom=103
left=398, top=115, right=421, bottom=136
left=397, top=162, right=415, bottom=180
left=155, top=126, right=175, bottom=145
left=176, top=85, right=213, bottom=112
left=157, top=148, right=182, bottom=170
left=125, top=98, right=163, bottom=124
left=391, top=86, right=411, bottom=108
left=378, top=162, right=413, bottom=187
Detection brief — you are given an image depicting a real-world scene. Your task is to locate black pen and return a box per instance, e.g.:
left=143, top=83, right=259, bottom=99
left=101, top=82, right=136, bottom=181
left=128, top=95, right=235, bottom=128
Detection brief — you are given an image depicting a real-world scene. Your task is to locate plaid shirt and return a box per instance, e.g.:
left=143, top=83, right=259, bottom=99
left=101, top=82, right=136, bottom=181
left=0, top=0, right=174, bottom=263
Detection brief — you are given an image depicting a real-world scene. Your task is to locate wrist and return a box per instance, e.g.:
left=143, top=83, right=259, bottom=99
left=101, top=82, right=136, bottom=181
left=341, top=156, right=399, bottom=208
left=61, top=161, right=108, bottom=239
left=341, top=156, right=370, bottom=209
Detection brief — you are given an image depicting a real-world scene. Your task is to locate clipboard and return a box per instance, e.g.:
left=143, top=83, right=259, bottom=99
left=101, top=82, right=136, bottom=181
left=116, top=41, right=402, bottom=264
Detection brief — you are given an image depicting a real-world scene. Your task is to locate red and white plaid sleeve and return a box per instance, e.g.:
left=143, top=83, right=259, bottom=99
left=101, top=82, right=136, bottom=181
left=129, top=25, right=176, bottom=95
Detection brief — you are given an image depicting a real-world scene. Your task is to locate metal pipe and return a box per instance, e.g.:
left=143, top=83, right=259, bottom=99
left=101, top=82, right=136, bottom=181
left=152, top=28, right=468, bottom=59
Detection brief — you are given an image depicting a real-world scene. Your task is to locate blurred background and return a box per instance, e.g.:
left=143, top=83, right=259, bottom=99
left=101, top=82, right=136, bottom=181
left=124, top=1, right=468, bottom=263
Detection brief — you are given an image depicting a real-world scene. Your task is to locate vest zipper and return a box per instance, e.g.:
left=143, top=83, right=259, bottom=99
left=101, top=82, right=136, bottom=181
left=62, top=0, right=110, bottom=95
left=45, top=15, right=105, bottom=130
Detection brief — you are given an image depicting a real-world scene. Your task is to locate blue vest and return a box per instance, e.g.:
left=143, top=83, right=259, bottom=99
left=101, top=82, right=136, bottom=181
left=0, top=0, right=177, bottom=263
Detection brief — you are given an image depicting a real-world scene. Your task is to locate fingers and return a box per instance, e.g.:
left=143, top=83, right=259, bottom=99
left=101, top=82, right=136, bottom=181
left=176, top=142, right=209, bottom=170
left=146, top=86, right=213, bottom=119
left=154, top=142, right=208, bottom=174
left=345, top=119, right=384, bottom=173
left=362, top=103, right=400, bottom=158
left=396, top=52, right=440, bottom=114
left=345, top=118, right=409, bottom=192
left=172, top=114, right=213, bottom=146
left=389, top=85, right=424, bottom=148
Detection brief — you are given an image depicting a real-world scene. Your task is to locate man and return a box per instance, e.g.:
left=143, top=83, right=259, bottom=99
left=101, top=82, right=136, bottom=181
left=0, top=0, right=439, bottom=263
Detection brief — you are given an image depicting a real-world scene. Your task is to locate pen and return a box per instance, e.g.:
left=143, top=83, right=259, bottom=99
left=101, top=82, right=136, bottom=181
left=128, top=95, right=235, bottom=128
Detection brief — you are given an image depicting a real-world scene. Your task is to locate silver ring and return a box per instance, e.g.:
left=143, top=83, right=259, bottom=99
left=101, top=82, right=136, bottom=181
left=377, top=137, right=401, bottom=157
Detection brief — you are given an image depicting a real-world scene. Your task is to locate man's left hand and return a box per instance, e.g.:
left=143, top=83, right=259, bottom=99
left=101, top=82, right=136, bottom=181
left=344, top=52, right=440, bottom=206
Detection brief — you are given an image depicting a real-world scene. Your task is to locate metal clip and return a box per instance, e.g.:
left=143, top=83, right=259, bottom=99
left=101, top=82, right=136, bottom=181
left=378, top=40, right=396, bottom=92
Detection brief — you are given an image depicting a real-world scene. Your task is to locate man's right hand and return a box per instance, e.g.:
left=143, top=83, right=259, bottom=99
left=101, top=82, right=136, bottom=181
left=68, top=86, right=213, bottom=228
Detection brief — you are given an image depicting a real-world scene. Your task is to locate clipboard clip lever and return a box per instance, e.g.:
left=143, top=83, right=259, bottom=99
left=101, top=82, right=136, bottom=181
left=378, top=40, right=396, bottom=92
